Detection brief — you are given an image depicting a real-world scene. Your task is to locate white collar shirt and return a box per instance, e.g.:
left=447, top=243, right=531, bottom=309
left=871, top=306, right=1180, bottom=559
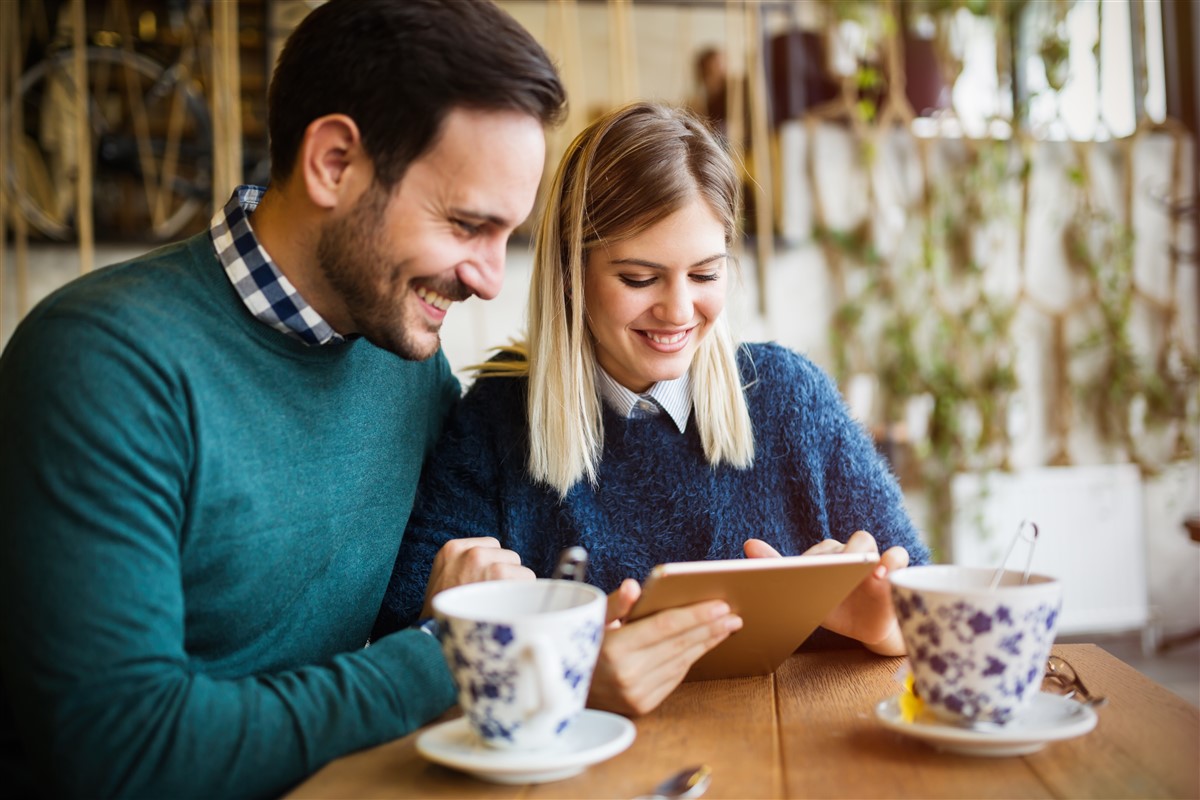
left=594, top=365, right=693, bottom=434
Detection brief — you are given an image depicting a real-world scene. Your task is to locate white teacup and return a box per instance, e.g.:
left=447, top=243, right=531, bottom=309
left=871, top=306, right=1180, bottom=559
left=432, top=579, right=607, bottom=750
left=889, top=565, right=1062, bottom=726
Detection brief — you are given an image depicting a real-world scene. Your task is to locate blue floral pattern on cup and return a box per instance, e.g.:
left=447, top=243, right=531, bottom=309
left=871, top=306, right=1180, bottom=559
left=892, top=582, right=1061, bottom=726
left=440, top=617, right=604, bottom=745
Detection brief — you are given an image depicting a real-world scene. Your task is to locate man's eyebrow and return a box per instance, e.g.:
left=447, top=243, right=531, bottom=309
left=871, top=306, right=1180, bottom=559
left=609, top=253, right=728, bottom=270
left=449, top=207, right=511, bottom=228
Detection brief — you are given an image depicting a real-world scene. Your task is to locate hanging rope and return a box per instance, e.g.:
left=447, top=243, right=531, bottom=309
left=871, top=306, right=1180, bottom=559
left=69, top=0, right=93, bottom=273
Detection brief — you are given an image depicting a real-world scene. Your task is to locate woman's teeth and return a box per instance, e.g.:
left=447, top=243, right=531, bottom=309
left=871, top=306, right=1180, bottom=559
left=645, top=330, right=687, bottom=345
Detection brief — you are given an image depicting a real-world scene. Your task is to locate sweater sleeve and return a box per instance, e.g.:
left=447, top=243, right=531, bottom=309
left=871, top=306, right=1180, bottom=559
left=766, top=345, right=931, bottom=565
left=374, top=377, right=513, bottom=635
left=0, top=316, right=455, bottom=800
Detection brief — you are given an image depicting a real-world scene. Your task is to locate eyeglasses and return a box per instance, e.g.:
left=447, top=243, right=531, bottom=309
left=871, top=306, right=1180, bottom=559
left=1042, top=655, right=1108, bottom=708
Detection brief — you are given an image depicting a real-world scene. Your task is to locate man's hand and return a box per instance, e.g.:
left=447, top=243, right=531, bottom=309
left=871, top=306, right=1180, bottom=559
left=421, top=537, right=535, bottom=617
left=587, top=579, right=742, bottom=717
left=743, top=532, right=909, bottom=656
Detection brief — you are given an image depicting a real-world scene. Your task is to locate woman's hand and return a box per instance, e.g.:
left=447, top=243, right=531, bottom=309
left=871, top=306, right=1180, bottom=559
left=743, top=532, right=909, bottom=656
left=587, top=579, right=742, bottom=717
left=421, top=537, right=535, bottom=617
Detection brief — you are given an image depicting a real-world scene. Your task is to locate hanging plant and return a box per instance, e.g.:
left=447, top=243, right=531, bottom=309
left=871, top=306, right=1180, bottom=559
left=805, top=0, right=1195, bottom=559
left=1036, top=0, right=1073, bottom=93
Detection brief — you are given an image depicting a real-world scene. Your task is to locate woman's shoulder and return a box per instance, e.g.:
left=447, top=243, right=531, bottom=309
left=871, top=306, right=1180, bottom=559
left=735, top=343, right=857, bottom=448
left=432, top=367, right=528, bottom=457
left=452, top=350, right=526, bottom=419
left=737, top=342, right=835, bottom=394
left=460, top=366, right=526, bottom=406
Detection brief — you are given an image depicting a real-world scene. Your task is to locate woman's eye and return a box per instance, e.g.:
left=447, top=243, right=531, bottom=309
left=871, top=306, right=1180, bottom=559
left=619, top=275, right=655, bottom=288
left=691, top=272, right=720, bottom=283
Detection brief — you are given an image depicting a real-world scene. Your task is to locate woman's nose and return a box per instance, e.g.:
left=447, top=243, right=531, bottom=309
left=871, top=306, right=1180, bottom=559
left=654, top=281, right=694, bottom=325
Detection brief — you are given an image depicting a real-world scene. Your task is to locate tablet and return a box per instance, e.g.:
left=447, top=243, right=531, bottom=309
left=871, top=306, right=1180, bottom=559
left=626, top=551, right=879, bottom=682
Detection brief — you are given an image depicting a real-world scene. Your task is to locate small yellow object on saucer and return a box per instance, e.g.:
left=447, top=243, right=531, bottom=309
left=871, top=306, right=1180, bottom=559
left=898, top=671, right=925, bottom=723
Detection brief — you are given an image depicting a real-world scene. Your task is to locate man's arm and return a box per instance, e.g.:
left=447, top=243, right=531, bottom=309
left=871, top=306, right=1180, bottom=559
left=0, top=317, right=454, bottom=798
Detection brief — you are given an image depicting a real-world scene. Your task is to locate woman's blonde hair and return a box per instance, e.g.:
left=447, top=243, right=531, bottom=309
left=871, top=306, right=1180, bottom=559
left=480, top=101, right=754, bottom=495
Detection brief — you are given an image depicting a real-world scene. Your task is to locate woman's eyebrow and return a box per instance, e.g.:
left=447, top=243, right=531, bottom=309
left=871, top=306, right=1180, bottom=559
left=608, top=253, right=728, bottom=270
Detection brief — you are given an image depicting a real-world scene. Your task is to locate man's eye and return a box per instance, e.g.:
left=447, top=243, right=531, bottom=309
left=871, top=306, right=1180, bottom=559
left=452, top=219, right=480, bottom=236
left=619, top=276, right=655, bottom=288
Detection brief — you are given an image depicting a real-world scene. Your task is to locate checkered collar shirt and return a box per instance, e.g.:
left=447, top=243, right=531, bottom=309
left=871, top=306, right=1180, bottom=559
left=210, top=185, right=348, bottom=346
left=595, top=364, right=693, bottom=434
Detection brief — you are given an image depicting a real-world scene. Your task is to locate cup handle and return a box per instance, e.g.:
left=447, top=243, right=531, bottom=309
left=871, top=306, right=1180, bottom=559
left=523, top=636, right=570, bottom=727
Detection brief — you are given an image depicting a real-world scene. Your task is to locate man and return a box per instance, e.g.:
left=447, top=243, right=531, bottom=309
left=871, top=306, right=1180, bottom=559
left=0, top=1, right=564, bottom=796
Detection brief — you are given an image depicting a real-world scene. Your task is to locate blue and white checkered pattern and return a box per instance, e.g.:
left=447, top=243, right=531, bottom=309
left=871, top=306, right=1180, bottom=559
left=210, top=185, right=346, bottom=346
left=595, top=365, right=692, bottom=434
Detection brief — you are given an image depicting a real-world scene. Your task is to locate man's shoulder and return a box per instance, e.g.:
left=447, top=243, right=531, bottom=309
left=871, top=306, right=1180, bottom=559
left=19, top=235, right=212, bottom=331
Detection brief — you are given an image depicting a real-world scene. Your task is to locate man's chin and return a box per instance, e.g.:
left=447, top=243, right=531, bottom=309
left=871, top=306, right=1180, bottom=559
left=355, top=325, right=438, bottom=361
left=387, top=340, right=441, bottom=362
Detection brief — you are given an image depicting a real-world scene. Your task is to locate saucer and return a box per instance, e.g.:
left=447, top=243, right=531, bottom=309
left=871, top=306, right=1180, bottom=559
left=875, top=691, right=1098, bottom=757
left=416, top=709, right=636, bottom=784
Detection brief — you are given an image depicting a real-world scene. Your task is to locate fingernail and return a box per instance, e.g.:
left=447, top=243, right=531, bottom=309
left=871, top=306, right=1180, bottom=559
left=725, top=615, right=743, bottom=632
left=712, top=602, right=731, bottom=618
left=874, top=565, right=887, bottom=579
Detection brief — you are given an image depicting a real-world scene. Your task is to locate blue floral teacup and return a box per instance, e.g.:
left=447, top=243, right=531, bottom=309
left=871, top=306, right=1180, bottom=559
left=890, top=565, right=1062, bottom=727
left=432, top=579, right=607, bottom=750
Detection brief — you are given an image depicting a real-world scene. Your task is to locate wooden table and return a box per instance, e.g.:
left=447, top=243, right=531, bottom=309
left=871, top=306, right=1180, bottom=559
left=287, top=644, right=1199, bottom=798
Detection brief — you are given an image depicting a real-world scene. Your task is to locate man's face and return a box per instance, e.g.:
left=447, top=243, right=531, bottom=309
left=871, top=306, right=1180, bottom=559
left=316, top=107, right=546, bottom=360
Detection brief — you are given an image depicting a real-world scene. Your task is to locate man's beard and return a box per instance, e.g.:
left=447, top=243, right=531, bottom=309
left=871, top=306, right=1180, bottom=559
left=315, top=187, right=463, bottom=361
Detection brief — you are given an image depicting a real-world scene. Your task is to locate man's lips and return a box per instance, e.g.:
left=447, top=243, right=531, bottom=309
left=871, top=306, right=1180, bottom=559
left=416, top=285, right=454, bottom=310
left=414, top=281, right=476, bottom=322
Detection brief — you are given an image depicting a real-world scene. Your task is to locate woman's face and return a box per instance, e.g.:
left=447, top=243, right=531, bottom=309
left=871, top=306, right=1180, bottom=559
left=583, top=197, right=729, bottom=393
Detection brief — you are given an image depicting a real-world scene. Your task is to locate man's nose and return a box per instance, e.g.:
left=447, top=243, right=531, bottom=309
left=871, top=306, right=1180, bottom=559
left=457, top=238, right=506, bottom=301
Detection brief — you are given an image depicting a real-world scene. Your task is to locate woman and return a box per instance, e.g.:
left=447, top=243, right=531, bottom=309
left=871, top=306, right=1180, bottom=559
left=376, top=102, right=929, bottom=715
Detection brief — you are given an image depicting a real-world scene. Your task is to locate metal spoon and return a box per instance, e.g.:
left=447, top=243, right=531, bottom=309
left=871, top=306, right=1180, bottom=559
left=634, top=764, right=712, bottom=800
left=551, top=546, right=589, bottom=582
left=540, top=546, right=589, bottom=612
left=989, top=520, right=1040, bottom=590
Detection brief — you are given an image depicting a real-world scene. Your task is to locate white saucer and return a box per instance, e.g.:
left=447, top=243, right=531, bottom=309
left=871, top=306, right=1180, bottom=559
left=416, top=709, right=636, bottom=784
left=875, top=691, right=1098, bottom=757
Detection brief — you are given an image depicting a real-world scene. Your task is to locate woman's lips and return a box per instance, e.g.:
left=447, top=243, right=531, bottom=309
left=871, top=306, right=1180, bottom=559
left=637, top=327, right=693, bottom=352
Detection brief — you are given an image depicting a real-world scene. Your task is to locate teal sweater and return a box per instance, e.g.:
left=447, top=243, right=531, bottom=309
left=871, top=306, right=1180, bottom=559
left=0, top=235, right=459, bottom=798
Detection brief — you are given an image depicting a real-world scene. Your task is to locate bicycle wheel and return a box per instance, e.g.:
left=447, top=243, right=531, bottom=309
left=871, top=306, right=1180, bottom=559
left=3, top=45, right=213, bottom=242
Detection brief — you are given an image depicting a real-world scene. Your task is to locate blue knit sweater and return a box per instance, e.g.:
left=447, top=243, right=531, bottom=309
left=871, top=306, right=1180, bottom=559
left=0, top=234, right=459, bottom=799
left=378, top=343, right=929, bottom=636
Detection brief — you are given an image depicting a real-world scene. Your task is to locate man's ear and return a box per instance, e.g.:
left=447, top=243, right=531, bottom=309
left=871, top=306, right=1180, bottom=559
left=298, top=114, right=368, bottom=210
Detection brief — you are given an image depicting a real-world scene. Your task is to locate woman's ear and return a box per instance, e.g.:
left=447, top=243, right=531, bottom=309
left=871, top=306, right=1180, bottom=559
left=297, top=114, right=368, bottom=210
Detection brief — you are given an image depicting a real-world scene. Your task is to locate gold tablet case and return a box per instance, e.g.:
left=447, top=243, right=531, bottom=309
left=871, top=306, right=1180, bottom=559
left=627, top=552, right=880, bottom=681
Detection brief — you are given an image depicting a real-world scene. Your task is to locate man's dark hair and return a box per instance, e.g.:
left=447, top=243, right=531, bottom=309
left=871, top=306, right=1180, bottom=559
left=267, top=0, right=566, bottom=187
